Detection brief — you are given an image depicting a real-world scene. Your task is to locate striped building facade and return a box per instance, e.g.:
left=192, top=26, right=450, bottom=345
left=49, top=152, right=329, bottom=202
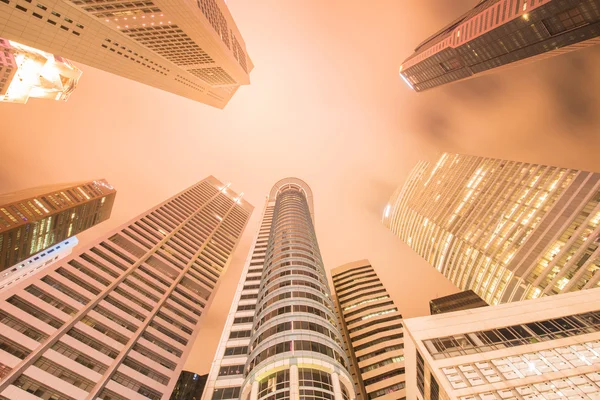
left=332, top=261, right=406, bottom=400
left=0, top=176, right=252, bottom=400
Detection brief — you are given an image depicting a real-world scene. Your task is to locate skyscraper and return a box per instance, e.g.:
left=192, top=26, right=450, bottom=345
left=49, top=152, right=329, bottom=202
left=0, top=0, right=252, bottom=107
left=0, top=176, right=252, bottom=400
left=0, top=179, right=116, bottom=271
left=170, top=372, right=208, bottom=400
left=398, top=0, right=600, bottom=92
left=331, top=260, right=406, bottom=400
left=383, top=153, right=600, bottom=305
left=429, top=290, right=488, bottom=315
left=0, top=38, right=82, bottom=103
left=203, top=178, right=356, bottom=400
left=403, top=287, right=600, bottom=400
left=0, top=238, right=78, bottom=293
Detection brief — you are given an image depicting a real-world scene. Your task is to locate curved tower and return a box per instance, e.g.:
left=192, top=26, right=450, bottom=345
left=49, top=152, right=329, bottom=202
left=202, top=178, right=355, bottom=400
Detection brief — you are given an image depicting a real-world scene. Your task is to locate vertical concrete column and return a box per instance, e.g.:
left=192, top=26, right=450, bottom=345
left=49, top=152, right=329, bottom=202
left=331, top=371, right=344, bottom=400
left=290, top=364, right=300, bottom=400
left=250, top=380, right=259, bottom=400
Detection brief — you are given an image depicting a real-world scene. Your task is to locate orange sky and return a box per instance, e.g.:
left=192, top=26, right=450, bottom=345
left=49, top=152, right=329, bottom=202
left=2, top=0, right=600, bottom=375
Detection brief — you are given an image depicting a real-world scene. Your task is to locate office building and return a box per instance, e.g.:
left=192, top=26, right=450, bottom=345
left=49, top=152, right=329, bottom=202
left=429, top=290, right=488, bottom=315
left=0, top=0, right=252, bottom=108
left=0, top=38, right=82, bottom=103
left=383, top=153, right=600, bottom=305
left=170, top=372, right=207, bottom=400
left=332, top=260, right=406, bottom=400
left=399, top=0, right=600, bottom=92
left=0, top=179, right=117, bottom=271
left=403, top=287, right=600, bottom=400
left=0, top=238, right=77, bottom=293
left=203, top=178, right=356, bottom=400
left=0, top=176, right=252, bottom=400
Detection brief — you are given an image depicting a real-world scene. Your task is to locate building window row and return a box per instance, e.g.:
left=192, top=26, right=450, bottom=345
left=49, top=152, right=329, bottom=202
left=258, top=369, right=289, bottom=400
left=357, top=344, right=404, bottom=362
left=354, top=333, right=404, bottom=352
left=360, top=356, right=405, bottom=373
left=425, top=310, right=600, bottom=359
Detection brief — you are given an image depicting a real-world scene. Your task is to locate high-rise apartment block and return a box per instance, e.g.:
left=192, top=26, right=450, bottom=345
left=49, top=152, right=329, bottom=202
left=429, top=290, right=488, bottom=315
left=203, top=178, right=356, bottom=400
left=0, top=176, right=252, bottom=400
left=383, top=153, right=600, bottom=305
left=0, top=179, right=116, bottom=271
left=0, top=38, right=82, bottom=103
left=399, top=0, right=600, bottom=92
left=0, top=0, right=252, bottom=107
left=332, top=260, right=406, bottom=400
left=403, top=287, right=600, bottom=400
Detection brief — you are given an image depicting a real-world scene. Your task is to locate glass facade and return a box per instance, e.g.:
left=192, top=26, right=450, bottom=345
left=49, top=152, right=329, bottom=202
left=0, top=180, right=116, bottom=271
left=170, top=372, right=208, bottom=400
left=383, top=153, right=600, bottom=305
left=429, top=290, right=488, bottom=315
left=400, top=0, right=600, bottom=92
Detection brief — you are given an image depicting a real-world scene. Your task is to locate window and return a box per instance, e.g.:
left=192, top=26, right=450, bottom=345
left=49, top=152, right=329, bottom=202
left=132, top=343, right=177, bottom=370
left=24, top=285, right=77, bottom=316
left=363, top=368, right=404, bottom=386
left=224, top=346, right=248, bottom=356
left=13, top=376, right=72, bottom=400
left=0, top=310, right=48, bottom=341
left=229, top=330, right=251, bottom=339
left=122, top=357, right=170, bottom=385
left=543, top=7, right=587, bottom=35
left=258, top=369, right=290, bottom=399
left=66, top=328, right=119, bottom=358
left=367, top=383, right=405, bottom=399
left=33, top=357, right=95, bottom=391
left=219, top=365, right=244, bottom=376
left=55, top=267, right=101, bottom=295
left=6, top=295, right=63, bottom=328
left=430, top=373, right=439, bottom=400
left=142, top=332, right=182, bottom=357
left=94, top=305, right=138, bottom=332
left=41, top=276, right=89, bottom=304
left=81, top=316, right=129, bottom=344
left=212, top=387, right=240, bottom=400
left=416, top=351, right=425, bottom=396
left=440, top=57, right=462, bottom=72
left=0, top=335, right=30, bottom=359
left=111, top=372, right=162, bottom=400
left=51, top=341, right=107, bottom=373
left=355, top=333, right=403, bottom=352
left=233, top=316, right=253, bottom=324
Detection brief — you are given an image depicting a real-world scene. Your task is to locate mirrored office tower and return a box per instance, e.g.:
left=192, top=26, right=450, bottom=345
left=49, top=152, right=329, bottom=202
left=399, top=0, right=600, bottom=92
left=383, top=153, right=600, bottom=305
left=0, top=179, right=116, bottom=271
left=203, top=178, right=355, bottom=400
left=0, top=176, right=252, bottom=400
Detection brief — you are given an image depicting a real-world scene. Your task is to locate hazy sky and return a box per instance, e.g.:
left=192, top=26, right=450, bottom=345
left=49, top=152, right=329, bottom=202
left=2, top=0, right=600, bottom=375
